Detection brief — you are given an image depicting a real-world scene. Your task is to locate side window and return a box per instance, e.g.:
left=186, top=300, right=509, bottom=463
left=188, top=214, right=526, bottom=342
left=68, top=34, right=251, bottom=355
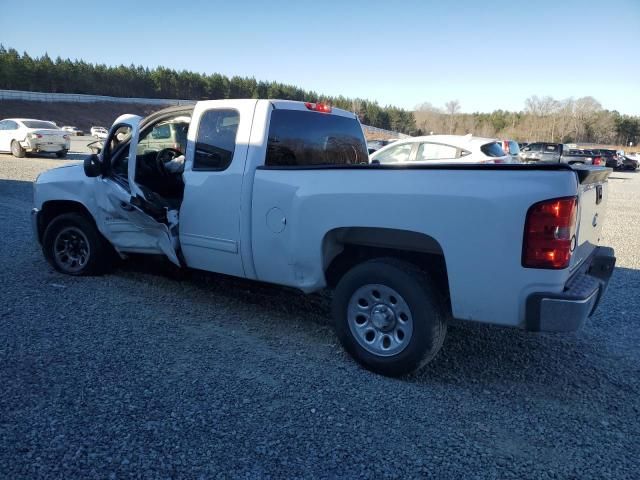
left=0, top=121, right=6, bottom=130
left=4, top=121, right=18, bottom=130
left=151, top=124, right=171, bottom=139
left=416, top=143, right=458, bottom=161
left=136, top=115, right=190, bottom=155
left=374, top=144, right=412, bottom=163
left=529, top=143, right=543, bottom=152
left=194, top=109, right=240, bottom=171
left=544, top=143, right=559, bottom=152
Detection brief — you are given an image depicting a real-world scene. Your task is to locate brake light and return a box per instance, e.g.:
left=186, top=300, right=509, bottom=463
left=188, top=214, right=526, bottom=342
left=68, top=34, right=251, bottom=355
left=305, top=102, right=332, bottom=113
left=523, top=196, right=577, bottom=269
left=593, top=156, right=602, bottom=166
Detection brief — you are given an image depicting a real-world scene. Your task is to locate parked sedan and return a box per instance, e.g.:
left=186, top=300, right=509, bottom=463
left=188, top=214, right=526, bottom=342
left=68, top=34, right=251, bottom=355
left=61, top=126, right=84, bottom=136
left=367, top=139, right=397, bottom=155
left=0, top=118, right=70, bottom=158
left=591, top=149, right=623, bottom=169
left=370, top=134, right=511, bottom=165
left=90, top=126, right=108, bottom=139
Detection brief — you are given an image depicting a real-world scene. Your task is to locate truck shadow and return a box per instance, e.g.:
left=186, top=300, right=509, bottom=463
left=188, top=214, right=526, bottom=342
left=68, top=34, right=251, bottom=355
left=119, top=256, right=639, bottom=389
left=414, top=265, right=639, bottom=390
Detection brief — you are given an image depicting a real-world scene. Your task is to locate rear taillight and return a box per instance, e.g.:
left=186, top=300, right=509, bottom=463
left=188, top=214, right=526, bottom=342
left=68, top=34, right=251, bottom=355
left=523, top=196, right=577, bottom=269
left=305, top=102, right=332, bottom=113
left=593, top=156, right=602, bottom=166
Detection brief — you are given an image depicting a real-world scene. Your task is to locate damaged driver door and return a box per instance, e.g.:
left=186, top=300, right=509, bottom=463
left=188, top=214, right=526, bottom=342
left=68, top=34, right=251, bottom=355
left=94, top=114, right=181, bottom=266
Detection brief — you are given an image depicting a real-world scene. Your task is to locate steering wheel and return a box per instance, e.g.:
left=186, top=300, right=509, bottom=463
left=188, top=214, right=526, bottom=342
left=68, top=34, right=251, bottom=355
left=155, top=148, right=183, bottom=178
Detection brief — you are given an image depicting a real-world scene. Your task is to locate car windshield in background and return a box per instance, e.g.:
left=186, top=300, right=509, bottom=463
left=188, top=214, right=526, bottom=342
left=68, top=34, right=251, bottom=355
left=480, top=142, right=506, bottom=157
left=508, top=141, right=520, bottom=155
left=266, top=110, right=368, bottom=167
left=22, top=120, right=57, bottom=129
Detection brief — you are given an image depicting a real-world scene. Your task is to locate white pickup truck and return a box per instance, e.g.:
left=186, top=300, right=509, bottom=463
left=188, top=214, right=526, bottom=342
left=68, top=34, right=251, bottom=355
left=31, top=99, right=616, bottom=376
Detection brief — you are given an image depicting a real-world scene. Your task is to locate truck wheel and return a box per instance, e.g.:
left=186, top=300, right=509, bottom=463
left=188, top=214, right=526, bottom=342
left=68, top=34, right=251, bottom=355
left=55, top=149, right=68, bottom=159
left=332, top=258, right=447, bottom=377
left=11, top=140, right=26, bottom=158
left=42, top=213, right=109, bottom=276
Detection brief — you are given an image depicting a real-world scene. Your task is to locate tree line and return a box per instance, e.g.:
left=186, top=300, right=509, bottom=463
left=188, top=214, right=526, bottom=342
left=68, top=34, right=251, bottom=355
left=0, top=46, right=416, bottom=134
left=2, top=46, right=637, bottom=144
left=415, top=96, right=640, bottom=146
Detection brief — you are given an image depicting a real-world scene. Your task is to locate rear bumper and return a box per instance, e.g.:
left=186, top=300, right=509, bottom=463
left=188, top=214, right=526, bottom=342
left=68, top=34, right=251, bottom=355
left=525, top=246, right=616, bottom=332
left=22, top=139, right=70, bottom=152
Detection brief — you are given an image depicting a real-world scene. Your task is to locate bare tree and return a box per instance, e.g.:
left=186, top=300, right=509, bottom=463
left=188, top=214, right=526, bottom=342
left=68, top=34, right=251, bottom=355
left=415, top=102, right=445, bottom=134
left=445, top=100, right=461, bottom=134
left=573, top=96, right=602, bottom=142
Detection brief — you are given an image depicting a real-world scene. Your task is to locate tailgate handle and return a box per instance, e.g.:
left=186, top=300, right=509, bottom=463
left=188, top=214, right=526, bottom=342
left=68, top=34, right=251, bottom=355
left=596, top=185, right=603, bottom=205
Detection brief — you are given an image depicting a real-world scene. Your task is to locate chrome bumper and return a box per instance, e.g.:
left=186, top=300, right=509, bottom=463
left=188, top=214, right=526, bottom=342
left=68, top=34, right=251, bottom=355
left=525, top=246, right=616, bottom=332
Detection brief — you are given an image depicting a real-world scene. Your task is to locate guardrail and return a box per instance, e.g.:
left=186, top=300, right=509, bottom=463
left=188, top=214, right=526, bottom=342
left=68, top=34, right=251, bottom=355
left=362, top=125, right=411, bottom=139
left=0, top=89, right=409, bottom=137
left=0, top=89, right=195, bottom=106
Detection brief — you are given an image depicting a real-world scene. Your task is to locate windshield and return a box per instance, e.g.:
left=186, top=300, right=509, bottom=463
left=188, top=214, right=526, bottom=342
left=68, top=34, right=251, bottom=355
left=22, top=120, right=58, bottom=129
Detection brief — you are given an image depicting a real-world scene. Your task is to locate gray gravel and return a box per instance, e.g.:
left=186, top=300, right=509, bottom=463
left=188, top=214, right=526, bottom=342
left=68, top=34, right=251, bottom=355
left=1, top=155, right=639, bottom=479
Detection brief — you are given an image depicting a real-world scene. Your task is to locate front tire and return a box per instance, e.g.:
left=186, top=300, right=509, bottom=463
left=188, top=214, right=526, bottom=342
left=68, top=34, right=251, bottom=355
left=42, top=213, right=109, bottom=275
left=332, top=258, right=447, bottom=377
left=11, top=140, right=26, bottom=158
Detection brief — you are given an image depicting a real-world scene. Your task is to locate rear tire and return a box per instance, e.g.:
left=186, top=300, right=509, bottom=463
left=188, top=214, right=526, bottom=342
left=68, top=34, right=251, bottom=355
left=56, top=149, right=68, bottom=159
left=332, top=257, right=447, bottom=377
left=42, top=213, right=110, bottom=276
left=11, top=140, right=25, bottom=158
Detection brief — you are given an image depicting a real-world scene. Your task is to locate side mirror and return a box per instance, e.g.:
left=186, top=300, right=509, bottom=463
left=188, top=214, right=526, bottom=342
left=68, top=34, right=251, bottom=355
left=84, top=154, right=102, bottom=177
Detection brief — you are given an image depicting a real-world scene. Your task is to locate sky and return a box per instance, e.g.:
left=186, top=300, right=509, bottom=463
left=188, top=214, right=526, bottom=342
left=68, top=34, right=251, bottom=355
left=1, top=0, right=639, bottom=114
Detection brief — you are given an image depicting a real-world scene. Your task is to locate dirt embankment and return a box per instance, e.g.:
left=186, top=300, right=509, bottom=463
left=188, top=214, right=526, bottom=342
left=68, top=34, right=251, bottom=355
left=0, top=99, right=393, bottom=141
left=0, top=100, right=170, bottom=132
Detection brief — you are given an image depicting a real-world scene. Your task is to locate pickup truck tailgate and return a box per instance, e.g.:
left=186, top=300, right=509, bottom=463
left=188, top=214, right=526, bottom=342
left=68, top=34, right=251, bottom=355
left=571, top=168, right=611, bottom=270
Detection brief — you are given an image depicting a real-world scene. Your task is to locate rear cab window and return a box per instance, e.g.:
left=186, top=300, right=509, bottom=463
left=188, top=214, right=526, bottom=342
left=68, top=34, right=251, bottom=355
left=266, top=109, right=368, bottom=166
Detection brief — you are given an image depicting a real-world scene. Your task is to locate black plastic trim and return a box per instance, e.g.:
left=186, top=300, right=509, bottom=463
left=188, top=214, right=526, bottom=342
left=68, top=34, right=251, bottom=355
left=257, top=163, right=576, bottom=171
left=525, top=246, right=616, bottom=332
left=571, top=166, right=613, bottom=185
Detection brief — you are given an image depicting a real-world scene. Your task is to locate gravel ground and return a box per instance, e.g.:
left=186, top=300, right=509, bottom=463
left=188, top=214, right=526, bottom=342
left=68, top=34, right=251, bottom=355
left=1, top=155, right=639, bottom=479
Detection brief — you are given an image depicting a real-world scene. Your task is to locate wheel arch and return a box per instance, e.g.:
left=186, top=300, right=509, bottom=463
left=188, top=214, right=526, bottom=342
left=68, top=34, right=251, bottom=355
left=37, top=200, right=95, bottom=244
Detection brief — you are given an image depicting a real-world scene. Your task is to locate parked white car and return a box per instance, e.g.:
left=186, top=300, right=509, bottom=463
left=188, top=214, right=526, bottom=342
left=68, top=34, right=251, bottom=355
left=370, top=134, right=512, bottom=164
left=31, top=100, right=615, bottom=376
left=90, top=126, right=108, bottom=139
left=0, top=118, right=70, bottom=158
left=62, top=126, right=83, bottom=136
